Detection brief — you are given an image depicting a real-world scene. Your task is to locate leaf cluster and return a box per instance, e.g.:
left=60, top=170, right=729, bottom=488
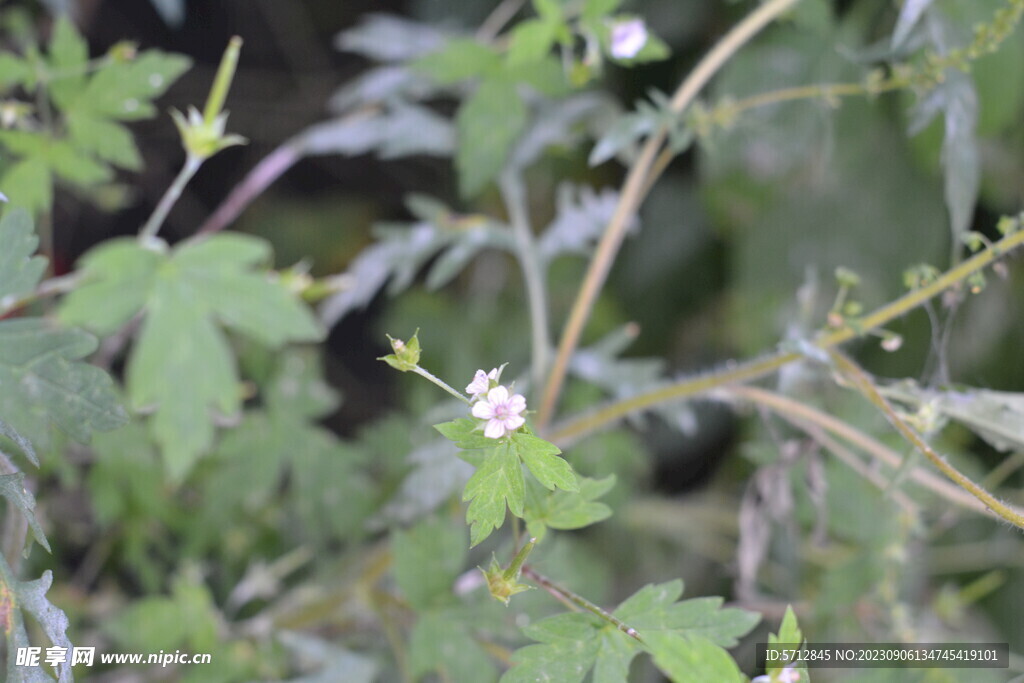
left=0, top=16, right=191, bottom=214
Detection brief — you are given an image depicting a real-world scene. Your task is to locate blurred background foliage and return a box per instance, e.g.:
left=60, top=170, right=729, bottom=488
left=1, top=0, right=1024, bottom=680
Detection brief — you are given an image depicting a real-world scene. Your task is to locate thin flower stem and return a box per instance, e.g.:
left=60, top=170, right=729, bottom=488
left=827, top=349, right=1024, bottom=530
left=411, top=366, right=471, bottom=405
left=545, top=226, right=1024, bottom=445
left=521, top=565, right=644, bottom=643
left=500, top=173, right=550, bottom=390
left=138, top=154, right=203, bottom=241
left=536, top=0, right=803, bottom=429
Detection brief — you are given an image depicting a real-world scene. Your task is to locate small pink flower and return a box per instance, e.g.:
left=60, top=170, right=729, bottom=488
left=610, top=18, right=648, bottom=59
left=472, top=386, right=526, bottom=439
left=778, top=667, right=801, bottom=683
left=466, top=368, right=498, bottom=397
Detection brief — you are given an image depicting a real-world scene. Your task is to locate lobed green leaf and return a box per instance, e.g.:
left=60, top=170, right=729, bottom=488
left=463, top=444, right=524, bottom=546
left=0, top=474, right=49, bottom=552
left=0, top=208, right=46, bottom=308
left=512, top=431, right=578, bottom=492
left=456, top=78, right=527, bottom=198
left=0, top=319, right=128, bottom=446
left=435, top=418, right=497, bottom=449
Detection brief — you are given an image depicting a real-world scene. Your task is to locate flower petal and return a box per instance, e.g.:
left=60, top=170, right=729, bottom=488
left=487, top=386, right=510, bottom=404
left=472, top=401, right=496, bottom=420
left=507, top=393, right=526, bottom=415
left=503, top=415, right=525, bottom=432
left=466, top=371, right=485, bottom=395
left=484, top=419, right=506, bottom=439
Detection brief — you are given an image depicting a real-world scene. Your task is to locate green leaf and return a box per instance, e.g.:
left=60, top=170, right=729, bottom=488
left=502, top=56, right=571, bottom=97
left=46, top=15, right=89, bottom=110
left=74, top=51, right=192, bottom=121
left=435, top=418, right=497, bottom=449
left=0, top=208, right=46, bottom=307
left=61, top=233, right=323, bottom=481
left=105, top=571, right=220, bottom=653
left=503, top=613, right=601, bottom=683
left=172, top=234, right=323, bottom=346
left=0, top=419, right=36, bottom=466
left=336, top=13, right=447, bottom=62
left=264, top=347, right=340, bottom=420
left=582, top=0, right=623, bottom=22
left=456, top=78, right=527, bottom=198
left=0, top=53, right=30, bottom=89
left=0, top=157, right=53, bottom=216
left=883, top=381, right=1024, bottom=453
left=413, top=38, right=502, bottom=84
left=615, top=581, right=759, bottom=647
left=765, top=606, right=809, bottom=682
left=410, top=610, right=499, bottom=683
left=87, top=421, right=168, bottom=527
left=66, top=114, right=143, bottom=170
left=504, top=580, right=758, bottom=682
left=59, top=239, right=162, bottom=336
left=539, top=184, right=623, bottom=263
left=512, top=431, right=578, bottom=492
left=507, top=18, right=560, bottom=66
left=392, top=516, right=467, bottom=609
left=128, top=279, right=237, bottom=481
left=589, top=110, right=657, bottom=166
left=463, top=444, right=524, bottom=546
left=0, top=318, right=128, bottom=446
left=2, top=568, right=75, bottom=683
left=644, top=632, right=745, bottom=683
left=891, top=0, right=934, bottom=49
left=774, top=605, right=803, bottom=645
left=45, top=139, right=113, bottom=185
left=525, top=475, right=615, bottom=539
left=940, top=70, right=980, bottom=242
left=0, top=473, right=49, bottom=552
left=319, top=209, right=514, bottom=326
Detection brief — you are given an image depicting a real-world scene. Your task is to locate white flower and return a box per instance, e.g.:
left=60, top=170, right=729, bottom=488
left=610, top=18, right=648, bottom=59
left=472, top=386, right=526, bottom=439
left=466, top=368, right=498, bottom=397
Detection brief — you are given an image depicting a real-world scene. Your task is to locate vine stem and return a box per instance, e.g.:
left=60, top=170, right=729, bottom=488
left=500, top=172, right=550, bottom=390
left=138, top=154, right=203, bottom=241
left=535, top=0, right=804, bottom=429
left=521, top=565, right=644, bottom=643
left=827, top=349, right=1024, bottom=530
left=546, top=226, right=1024, bottom=445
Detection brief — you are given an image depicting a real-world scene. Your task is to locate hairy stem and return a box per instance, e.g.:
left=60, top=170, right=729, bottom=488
left=827, top=349, right=1024, bottom=530
left=727, top=385, right=989, bottom=518
left=536, top=0, right=804, bottom=429
left=546, top=226, right=1024, bottom=445
left=521, top=565, right=644, bottom=643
